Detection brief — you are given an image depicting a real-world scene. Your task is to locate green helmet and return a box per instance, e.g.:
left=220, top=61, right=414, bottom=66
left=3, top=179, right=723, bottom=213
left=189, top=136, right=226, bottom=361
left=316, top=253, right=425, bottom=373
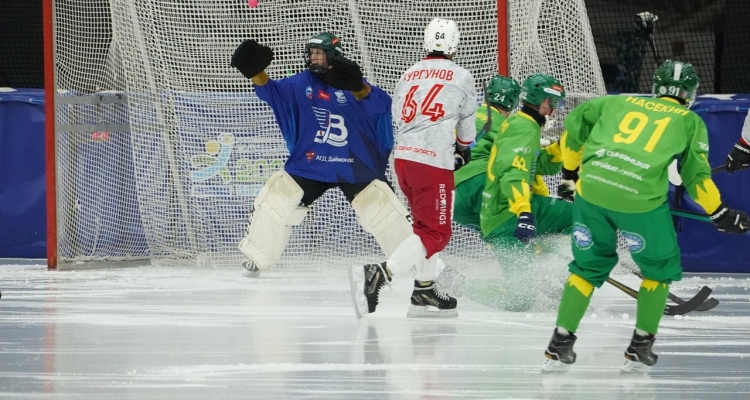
left=305, top=32, right=344, bottom=66
left=485, top=75, right=521, bottom=111
left=652, top=60, right=699, bottom=105
left=520, top=73, right=566, bottom=109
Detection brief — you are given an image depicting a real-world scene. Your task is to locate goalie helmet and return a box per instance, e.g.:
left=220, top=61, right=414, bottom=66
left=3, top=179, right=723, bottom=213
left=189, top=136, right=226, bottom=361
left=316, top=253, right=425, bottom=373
left=652, top=60, right=699, bottom=106
left=423, top=18, right=459, bottom=56
left=485, top=75, right=521, bottom=111
left=520, top=73, right=566, bottom=109
left=305, top=32, right=344, bottom=74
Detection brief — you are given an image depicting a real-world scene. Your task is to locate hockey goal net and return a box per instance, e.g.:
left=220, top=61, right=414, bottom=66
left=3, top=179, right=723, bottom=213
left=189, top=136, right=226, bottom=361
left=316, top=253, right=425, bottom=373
left=45, top=0, right=605, bottom=270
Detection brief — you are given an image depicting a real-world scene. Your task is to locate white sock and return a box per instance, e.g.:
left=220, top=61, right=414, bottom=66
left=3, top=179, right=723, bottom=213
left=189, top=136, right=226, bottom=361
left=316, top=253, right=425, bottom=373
left=556, top=326, right=570, bottom=336
left=386, top=234, right=427, bottom=275
left=415, top=253, right=439, bottom=281
left=635, top=328, right=650, bottom=337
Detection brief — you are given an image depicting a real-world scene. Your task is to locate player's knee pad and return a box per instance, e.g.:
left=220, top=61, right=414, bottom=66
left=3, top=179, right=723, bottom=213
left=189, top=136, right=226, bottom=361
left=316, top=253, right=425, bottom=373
left=238, top=170, right=308, bottom=269
left=351, top=179, right=413, bottom=258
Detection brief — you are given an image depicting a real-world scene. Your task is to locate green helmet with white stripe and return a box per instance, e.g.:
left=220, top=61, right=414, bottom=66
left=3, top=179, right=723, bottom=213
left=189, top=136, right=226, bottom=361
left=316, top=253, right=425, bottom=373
left=485, top=75, right=521, bottom=111
left=652, top=60, right=699, bottom=106
left=520, top=73, right=566, bottom=109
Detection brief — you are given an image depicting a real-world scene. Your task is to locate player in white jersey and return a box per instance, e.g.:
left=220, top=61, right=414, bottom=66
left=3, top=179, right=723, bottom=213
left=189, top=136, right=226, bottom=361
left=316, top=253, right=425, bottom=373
left=725, top=109, right=750, bottom=174
left=348, top=18, right=477, bottom=319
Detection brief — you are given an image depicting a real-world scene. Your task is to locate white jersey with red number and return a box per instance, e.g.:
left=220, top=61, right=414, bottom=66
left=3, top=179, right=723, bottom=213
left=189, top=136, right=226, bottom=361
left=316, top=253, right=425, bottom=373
left=392, top=56, right=477, bottom=170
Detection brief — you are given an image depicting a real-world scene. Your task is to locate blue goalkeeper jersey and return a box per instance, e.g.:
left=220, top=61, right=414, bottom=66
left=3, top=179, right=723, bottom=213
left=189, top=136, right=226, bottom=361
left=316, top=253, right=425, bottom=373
left=255, top=70, right=393, bottom=183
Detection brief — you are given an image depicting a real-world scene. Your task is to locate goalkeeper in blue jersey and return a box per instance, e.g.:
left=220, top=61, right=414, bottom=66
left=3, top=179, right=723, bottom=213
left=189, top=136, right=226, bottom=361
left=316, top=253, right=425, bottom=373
left=231, top=33, right=415, bottom=278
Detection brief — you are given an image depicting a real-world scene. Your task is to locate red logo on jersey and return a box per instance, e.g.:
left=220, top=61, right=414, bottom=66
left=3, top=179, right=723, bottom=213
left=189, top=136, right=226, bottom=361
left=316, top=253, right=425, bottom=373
left=317, top=90, right=330, bottom=101
left=400, top=84, right=446, bottom=123
left=306, top=151, right=315, bottom=162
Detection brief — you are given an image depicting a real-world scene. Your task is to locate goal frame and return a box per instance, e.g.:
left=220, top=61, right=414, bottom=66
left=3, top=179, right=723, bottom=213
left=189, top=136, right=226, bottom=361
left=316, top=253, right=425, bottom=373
left=43, top=0, right=57, bottom=270
left=42, top=0, right=511, bottom=270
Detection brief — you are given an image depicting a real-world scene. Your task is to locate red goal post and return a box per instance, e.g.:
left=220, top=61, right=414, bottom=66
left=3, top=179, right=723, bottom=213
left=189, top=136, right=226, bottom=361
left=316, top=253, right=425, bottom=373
left=43, top=0, right=56, bottom=269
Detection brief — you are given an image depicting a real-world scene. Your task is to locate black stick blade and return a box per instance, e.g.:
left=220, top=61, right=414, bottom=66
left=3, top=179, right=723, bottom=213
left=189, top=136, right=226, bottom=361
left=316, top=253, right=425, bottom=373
left=663, top=286, right=712, bottom=315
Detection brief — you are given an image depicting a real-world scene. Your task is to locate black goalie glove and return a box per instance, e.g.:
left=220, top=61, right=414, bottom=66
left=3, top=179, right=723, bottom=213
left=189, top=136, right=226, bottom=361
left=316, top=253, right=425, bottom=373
left=725, top=139, right=750, bottom=174
left=710, top=204, right=750, bottom=234
left=454, top=143, right=471, bottom=171
left=325, top=56, right=364, bottom=91
left=231, top=39, right=274, bottom=79
left=557, top=167, right=579, bottom=202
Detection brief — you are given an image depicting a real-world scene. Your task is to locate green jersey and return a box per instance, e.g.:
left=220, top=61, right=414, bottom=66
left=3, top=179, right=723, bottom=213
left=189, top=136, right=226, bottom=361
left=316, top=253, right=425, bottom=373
left=479, top=111, right=563, bottom=236
left=562, top=95, right=722, bottom=214
left=455, top=103, right=507, bottom=185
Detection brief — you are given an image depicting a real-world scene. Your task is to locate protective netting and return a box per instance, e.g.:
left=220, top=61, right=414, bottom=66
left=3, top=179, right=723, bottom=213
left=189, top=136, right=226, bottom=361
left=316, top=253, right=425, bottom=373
left=52, top=0, right=605, bottom=269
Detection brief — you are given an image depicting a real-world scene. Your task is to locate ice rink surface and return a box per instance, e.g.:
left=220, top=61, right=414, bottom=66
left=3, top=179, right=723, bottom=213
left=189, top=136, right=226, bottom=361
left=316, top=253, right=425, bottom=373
left=1, top=264, right=749, bottom=399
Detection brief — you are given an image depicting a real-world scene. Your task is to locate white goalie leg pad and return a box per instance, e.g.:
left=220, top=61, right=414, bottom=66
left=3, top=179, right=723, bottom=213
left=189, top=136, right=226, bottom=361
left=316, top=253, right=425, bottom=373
left=238, top=170, right=308, bottom=270
left=351, top=179, right=413, bottom=258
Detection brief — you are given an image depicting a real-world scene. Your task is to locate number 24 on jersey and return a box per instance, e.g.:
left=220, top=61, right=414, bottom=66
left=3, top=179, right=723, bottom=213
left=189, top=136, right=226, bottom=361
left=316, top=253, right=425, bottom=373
left=401, top=84, right=446, bottom=123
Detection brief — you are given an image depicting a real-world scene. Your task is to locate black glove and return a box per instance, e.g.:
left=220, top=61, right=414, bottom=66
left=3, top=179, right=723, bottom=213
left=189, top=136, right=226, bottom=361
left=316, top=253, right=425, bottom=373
left=710, top=204, right=749, bottom=234
left=514, top=212, right=537, bottom=244
left=325, top=56, right=364, bottom=91
left=557, top=167, right=578, bottom=202
left=725, top=139, right=750, bottom=174
left=454, top=143, right=471, bottom=171
left=231, top=40, right=274, bottom=79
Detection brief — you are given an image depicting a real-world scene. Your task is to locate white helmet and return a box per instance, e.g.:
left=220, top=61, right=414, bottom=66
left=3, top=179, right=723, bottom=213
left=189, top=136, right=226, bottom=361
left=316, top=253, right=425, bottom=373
left=423, top=18, right=460, bottom=56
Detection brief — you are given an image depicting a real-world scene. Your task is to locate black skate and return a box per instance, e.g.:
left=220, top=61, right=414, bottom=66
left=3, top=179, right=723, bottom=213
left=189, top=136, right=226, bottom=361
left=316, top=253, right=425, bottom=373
left=407, top=280, right=458, bottom=318
left=542, top=328, right=577, bottom=372
left=242, top=260, right=260, bottom=278
left=348, top=262, right=392, bottom=319
left=622, top=331, right=657, bottom=373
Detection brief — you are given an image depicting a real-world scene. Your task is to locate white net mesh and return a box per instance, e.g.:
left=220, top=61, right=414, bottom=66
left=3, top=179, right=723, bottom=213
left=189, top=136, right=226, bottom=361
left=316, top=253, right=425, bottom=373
left=52, top=0, right=605, bottom=269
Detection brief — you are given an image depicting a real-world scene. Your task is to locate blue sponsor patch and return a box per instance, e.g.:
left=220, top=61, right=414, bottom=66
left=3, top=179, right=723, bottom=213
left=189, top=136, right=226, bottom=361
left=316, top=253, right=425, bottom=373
left=620, top=230, right=646, bottom=253
left=573, top=223, right=593, bottom=250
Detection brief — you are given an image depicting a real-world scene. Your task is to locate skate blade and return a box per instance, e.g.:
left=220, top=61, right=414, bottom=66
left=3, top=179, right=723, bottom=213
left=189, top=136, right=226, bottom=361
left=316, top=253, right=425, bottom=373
left=406, top=305, right=458, bottom=318
left=348, top=265, right=369, bottom=319
left=541, top=358, right=570, bottom=372
left=621, top=360, right=652, bottom=373
left=241, top=269, right=261, bottom=278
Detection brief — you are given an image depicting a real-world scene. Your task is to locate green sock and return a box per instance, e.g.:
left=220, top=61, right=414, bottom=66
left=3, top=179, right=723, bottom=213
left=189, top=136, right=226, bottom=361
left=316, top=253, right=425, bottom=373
left=636, top=279, right=669, bottom=334
left=555, top=274, right=595, bottom=333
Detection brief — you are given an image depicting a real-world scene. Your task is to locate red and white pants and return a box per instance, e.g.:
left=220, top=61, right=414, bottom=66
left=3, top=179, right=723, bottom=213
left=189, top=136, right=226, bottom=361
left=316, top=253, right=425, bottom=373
left=394, top=158, right=454, bottom=259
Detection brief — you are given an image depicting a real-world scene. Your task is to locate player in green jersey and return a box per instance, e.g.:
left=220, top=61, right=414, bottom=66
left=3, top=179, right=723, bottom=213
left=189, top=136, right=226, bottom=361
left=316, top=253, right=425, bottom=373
left=454, top=74, right=574, bottom=312
left=543, top=60, right=750, bottom=373
left=479, top=73, right=573, bottom=246
left=453, top=75, right=522, bottom=228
